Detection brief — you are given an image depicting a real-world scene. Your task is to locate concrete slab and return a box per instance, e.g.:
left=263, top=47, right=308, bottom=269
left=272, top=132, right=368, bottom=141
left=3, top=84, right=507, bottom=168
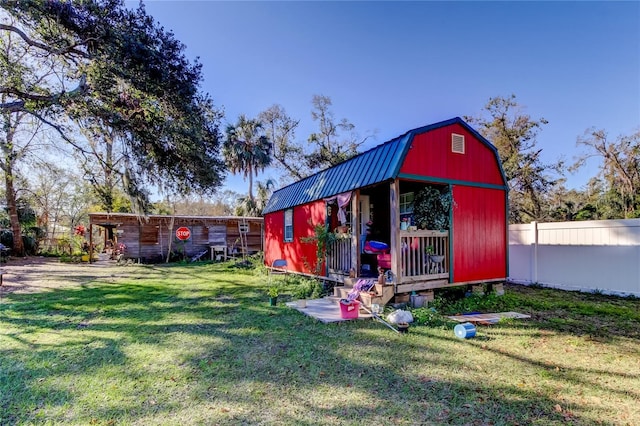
left=286, top=298, right=372, bottom=323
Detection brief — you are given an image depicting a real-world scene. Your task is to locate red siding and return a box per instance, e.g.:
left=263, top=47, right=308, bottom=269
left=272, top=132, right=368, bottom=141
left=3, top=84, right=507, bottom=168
left=400, top=123, right=504, bottom=186
left=264, top=210, right=285, bottom=265
left=264, top=200, right=327, bottom=275
left=452, top=185, right=507, bottom=282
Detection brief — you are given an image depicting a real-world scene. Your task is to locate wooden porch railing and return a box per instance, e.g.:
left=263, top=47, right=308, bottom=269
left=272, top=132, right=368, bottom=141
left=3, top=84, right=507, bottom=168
left=399, top=230, right=449, bottom=283
left=327, top=234, right=353, bottom=276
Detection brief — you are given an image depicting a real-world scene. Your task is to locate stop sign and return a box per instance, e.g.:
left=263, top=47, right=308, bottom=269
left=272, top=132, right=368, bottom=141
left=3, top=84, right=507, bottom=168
left=175, top=226, right=191, bottom=241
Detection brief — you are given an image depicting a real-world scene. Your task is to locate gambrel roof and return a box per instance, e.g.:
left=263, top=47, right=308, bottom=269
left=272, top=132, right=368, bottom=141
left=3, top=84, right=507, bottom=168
left=263, top=117, right=504, bottom=214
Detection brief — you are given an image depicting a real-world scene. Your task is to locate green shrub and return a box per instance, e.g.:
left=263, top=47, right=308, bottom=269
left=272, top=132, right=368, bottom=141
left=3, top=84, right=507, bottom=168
left=411, top=307, right=451, bottom=327
left=0, top=230, right=13, bottom=247
left=22, top=235, right=37, bottom=255
left=279, top=275, right=324, bottom=299
left=430, top=290, right=519, bottom=315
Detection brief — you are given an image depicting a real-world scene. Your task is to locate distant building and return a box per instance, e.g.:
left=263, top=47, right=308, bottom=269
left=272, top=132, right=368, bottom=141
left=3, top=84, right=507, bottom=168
left=89, top=213, right=263, bottom=263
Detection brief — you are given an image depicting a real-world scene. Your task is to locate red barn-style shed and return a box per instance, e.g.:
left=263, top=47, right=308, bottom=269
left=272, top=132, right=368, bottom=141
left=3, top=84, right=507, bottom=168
left=263, top=117, right=508, bottom=300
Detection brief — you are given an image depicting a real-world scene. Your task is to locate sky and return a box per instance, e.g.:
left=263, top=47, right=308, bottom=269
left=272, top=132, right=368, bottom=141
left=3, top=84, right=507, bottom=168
left=138, top=0, right=640, bottom=197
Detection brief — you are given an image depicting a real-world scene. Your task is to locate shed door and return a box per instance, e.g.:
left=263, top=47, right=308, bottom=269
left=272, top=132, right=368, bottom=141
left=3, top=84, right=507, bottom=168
left=359, top=195, right=371, bottom=235
left=359, top=195, right=372, bottom=253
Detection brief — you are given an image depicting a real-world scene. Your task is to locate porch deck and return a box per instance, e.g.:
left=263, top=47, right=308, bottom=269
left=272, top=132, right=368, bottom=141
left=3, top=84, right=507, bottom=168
left=327, top=229, right=453, bottom=297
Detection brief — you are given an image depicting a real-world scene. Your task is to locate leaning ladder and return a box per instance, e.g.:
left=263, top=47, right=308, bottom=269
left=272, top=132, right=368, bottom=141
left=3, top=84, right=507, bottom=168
left=238, top=218, right=248, bottom=262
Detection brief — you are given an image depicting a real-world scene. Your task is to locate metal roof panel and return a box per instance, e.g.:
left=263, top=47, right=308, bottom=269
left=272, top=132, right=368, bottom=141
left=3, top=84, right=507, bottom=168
left=263, top=117, right=506, bottom=214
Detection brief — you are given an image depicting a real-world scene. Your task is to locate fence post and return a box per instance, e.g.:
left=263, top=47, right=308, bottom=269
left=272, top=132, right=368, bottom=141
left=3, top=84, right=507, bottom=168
left=531, top=221, right=538, bottom=284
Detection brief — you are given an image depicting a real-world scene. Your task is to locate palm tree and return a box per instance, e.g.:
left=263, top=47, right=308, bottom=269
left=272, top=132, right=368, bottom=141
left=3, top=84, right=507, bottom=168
left=223, top=115, right=272, bottom=202
left=235, top=178, right=275, bottom=216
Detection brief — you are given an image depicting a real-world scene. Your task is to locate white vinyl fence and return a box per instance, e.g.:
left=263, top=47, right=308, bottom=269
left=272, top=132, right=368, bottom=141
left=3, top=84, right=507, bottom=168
left=509, top=219, right=640, bottom=297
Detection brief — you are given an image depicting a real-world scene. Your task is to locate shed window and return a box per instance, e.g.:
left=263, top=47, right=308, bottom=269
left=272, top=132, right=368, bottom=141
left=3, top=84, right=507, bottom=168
left=239, top=223, right=249, bottom=233
left=141, top=225, right=159, bottom=244
left=284, top=209, right=293, bottom=242
left=452, top=133, right=465, bottom=154
left=208, top=225, right=227, bottom=245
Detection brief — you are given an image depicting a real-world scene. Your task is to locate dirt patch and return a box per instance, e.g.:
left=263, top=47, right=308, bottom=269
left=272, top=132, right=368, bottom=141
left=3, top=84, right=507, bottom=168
left=0, top=256, right=144, bottom=295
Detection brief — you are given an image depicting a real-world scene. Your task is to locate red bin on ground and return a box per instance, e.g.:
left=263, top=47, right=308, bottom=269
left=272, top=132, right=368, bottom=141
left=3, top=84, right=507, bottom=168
left=339, top=300, right=360, bottom=319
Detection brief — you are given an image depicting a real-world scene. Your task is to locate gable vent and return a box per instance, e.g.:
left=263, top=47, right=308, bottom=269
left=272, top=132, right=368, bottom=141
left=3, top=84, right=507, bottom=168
left=451, top=133, right=465, bottom=154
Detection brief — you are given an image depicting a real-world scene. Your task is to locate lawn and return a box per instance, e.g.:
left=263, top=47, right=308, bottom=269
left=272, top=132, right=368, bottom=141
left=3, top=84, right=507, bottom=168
left=1, top=259, right=639, bottom=425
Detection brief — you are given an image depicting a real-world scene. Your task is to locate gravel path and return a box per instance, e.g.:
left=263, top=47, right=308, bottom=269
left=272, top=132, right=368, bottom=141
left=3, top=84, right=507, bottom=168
left=0, top=256, right=145, bottom=295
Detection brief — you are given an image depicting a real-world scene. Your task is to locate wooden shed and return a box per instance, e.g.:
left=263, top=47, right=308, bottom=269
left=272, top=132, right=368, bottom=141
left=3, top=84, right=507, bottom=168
left=263, top=117, right=508, bottom=303
left=88, top=213, right=263, bottom=263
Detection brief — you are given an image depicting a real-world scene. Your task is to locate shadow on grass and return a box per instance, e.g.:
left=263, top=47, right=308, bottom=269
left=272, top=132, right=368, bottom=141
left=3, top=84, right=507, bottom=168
left=0, top=264, right=636, bottom=425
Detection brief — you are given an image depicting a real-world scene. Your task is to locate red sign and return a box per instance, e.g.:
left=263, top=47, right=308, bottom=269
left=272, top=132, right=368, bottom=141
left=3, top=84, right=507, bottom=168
left=175, top=226, right=191, bottom=241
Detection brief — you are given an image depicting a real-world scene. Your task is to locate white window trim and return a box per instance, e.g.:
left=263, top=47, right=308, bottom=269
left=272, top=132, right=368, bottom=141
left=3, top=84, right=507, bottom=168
left=284, top=208, right=293, bottom=242
left=399, top=192, right=414, bottom=214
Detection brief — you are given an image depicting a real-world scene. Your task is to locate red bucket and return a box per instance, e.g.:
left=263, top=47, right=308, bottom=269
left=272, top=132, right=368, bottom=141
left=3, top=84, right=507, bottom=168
left=339, top=300, right=360, bottom=319
left=377, top=253, right=391, bottom=269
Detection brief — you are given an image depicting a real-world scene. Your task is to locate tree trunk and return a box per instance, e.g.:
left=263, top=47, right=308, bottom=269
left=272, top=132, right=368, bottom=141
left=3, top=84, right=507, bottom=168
left=247, top=164, right=255, bottom=202
left=5, top=165, right=24, bottom=256
left=1, top=108, right=25, bottom=256
left=105, top=137, right=114, bottom=212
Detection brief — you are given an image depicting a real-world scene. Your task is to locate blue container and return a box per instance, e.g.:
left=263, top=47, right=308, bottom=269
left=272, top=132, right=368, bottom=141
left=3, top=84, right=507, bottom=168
left=454, top=322, right=476, bottom=339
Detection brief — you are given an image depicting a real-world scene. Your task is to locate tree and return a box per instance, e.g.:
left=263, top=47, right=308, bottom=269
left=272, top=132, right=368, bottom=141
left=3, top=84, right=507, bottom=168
left=27, top=163, right=84, bottom=250
left=465, top=95, right=561, bottom=223
left=0, top=9, right=56, bottom=255
left=572, top=128, right=640, bottom=218
left=0, top=107, right=26, bottom=255
left=234, top=179, right=275, bottom=217
left=255, top=95, right=373, bottom=185
left=305, top=94, right=370, bottom=171
left=223, top=114, right=272, bottom=202
left=258, top=104, right=308, bottom=183
left=545, top=179, right=597, bottom=221
left=164, top=191, right=239, bottom=216
left=1, top=0, right=226, bottom=217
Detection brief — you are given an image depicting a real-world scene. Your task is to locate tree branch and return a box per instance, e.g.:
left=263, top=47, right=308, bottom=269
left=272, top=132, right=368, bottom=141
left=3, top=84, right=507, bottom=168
left=0, top=100, right=26, bottom=113
left=0, top=75, right=87, bottom=112
left=23, top=109, right=93, bottom=158
left=0, top=23, right=91, bottom=58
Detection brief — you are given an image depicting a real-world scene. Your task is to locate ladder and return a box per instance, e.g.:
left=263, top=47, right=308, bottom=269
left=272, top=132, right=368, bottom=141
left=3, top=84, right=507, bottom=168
left=238, top=218, right=248, bottom=262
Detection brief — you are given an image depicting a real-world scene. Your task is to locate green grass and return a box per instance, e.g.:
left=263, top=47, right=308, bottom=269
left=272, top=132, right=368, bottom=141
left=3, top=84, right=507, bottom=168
left=1, top=261, right=639, bottom=425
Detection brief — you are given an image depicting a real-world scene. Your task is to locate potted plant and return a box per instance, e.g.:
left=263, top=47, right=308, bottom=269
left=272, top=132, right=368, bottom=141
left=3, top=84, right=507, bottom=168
left=426, top=246, right=444, bottom=274
left=413, top=186, right=452, bottom=230
left=268, top=286, right=279, bottom=306
left=300, top=221, right=337, bottom=276
left=292, top=283, right=306, bottom=308
left=426, top=246, right=445, bottom=263
left=293, top=279, right=319, bottom=308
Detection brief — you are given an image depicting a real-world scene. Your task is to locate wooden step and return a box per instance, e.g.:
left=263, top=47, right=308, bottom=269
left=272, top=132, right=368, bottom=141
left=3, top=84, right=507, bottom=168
left=359, top=284, right=395, bottom=308
left=333, top=286, right=352, bottom=299
left=334, top=276, right=396, bottom=308
left=324, top=295, right=342, bottom=305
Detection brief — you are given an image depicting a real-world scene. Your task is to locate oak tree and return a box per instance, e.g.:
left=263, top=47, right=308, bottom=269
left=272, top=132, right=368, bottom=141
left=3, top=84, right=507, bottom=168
left=466, top=95, right=561, bottom=223
left=573, top=128, right=640, bottom=218
left=1, top=0, right=225, bottom=253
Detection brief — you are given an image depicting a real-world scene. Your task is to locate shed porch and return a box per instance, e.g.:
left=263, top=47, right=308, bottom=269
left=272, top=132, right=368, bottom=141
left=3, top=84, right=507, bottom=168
left=327, top=228, right=453, bottom=305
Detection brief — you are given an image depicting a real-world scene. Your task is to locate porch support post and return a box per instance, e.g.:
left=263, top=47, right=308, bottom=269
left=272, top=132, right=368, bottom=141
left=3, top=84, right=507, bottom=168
left=390, top=180, right=400, bottom=285
left=350, top=190, right=360, bottom=276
